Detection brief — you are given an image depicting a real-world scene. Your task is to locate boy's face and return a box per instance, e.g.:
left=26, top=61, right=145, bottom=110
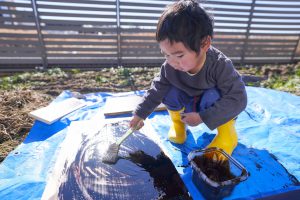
left=159, top=39, right=207, bottom=74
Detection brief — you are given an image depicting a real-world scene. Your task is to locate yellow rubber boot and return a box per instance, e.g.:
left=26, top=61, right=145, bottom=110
left=168, top=108, right=186, bottom=144
left=207, top=119, right=238, bottom=156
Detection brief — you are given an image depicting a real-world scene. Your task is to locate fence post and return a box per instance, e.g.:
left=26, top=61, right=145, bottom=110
left=291, top=34, right=300, bottom=63
left=31, top=0, right=47, bottom=70
left=116, top=0, right=121, bottom=67
left=241, top=0, right=256, bottom=65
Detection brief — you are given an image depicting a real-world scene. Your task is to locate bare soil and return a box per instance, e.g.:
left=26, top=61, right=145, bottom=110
left=0, top=64, right=299, bottom=163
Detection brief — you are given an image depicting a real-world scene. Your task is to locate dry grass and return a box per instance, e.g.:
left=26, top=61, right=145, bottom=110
left=0, top=89, right=52, bottom=162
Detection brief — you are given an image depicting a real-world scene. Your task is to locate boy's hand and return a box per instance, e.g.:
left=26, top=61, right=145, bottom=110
left=180, top=112, right=202, bottom=126
left=129, top=114, right=144, bottom=130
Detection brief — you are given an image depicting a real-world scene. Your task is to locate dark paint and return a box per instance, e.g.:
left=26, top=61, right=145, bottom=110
left=57, top=121, right=191, bottom=200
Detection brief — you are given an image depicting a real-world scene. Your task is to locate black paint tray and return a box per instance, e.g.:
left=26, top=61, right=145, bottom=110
left=188, top=147, right=249, bottom=199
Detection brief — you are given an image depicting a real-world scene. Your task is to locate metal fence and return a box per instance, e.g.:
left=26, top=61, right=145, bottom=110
left=0, top=0, right=300, bottom=72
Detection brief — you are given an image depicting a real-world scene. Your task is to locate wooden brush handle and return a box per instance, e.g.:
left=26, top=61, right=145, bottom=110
left=116, top=127, right=136, bottom=146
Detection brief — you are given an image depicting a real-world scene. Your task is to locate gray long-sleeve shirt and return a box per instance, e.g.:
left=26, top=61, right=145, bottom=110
left=134, top=46, right=247, bottom=130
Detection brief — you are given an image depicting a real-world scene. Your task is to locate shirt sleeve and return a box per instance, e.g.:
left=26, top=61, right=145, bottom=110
left=133, top=64, right=171, bottom=119
left=199, top=59, right=247, bottom=130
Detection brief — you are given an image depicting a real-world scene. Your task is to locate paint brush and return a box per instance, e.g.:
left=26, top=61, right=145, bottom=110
left=102, top=127, right=136, bottom=164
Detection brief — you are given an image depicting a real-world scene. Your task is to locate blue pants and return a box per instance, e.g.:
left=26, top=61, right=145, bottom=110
left=162, top=86, right=221, bottom=113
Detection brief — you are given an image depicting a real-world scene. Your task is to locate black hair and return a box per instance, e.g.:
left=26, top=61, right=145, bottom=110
left=156, top=0, right=214, bottom=53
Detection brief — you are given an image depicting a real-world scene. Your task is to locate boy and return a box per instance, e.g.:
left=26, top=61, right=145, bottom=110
left=130, top=0, right=247, bottom=157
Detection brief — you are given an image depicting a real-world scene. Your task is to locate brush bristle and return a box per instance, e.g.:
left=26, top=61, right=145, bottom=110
left=102, top=143, right=119, bottom=164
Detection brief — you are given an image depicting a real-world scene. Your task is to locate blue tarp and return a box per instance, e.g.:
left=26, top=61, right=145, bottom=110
left=0, top=87, right=299, bottom=199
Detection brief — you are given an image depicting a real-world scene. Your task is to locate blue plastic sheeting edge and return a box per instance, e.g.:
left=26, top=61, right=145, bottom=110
left=0, top=87, right=299, bottom=199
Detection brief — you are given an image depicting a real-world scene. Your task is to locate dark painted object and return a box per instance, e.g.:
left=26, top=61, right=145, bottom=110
left=57, top=121, right=191, bottom=200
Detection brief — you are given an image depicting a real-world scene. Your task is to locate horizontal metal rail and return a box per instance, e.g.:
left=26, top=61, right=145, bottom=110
left=0, top=0, right=299, bottom=72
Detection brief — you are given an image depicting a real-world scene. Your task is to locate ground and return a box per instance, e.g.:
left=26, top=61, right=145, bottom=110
left=0, top=64, right=299, bottom=162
